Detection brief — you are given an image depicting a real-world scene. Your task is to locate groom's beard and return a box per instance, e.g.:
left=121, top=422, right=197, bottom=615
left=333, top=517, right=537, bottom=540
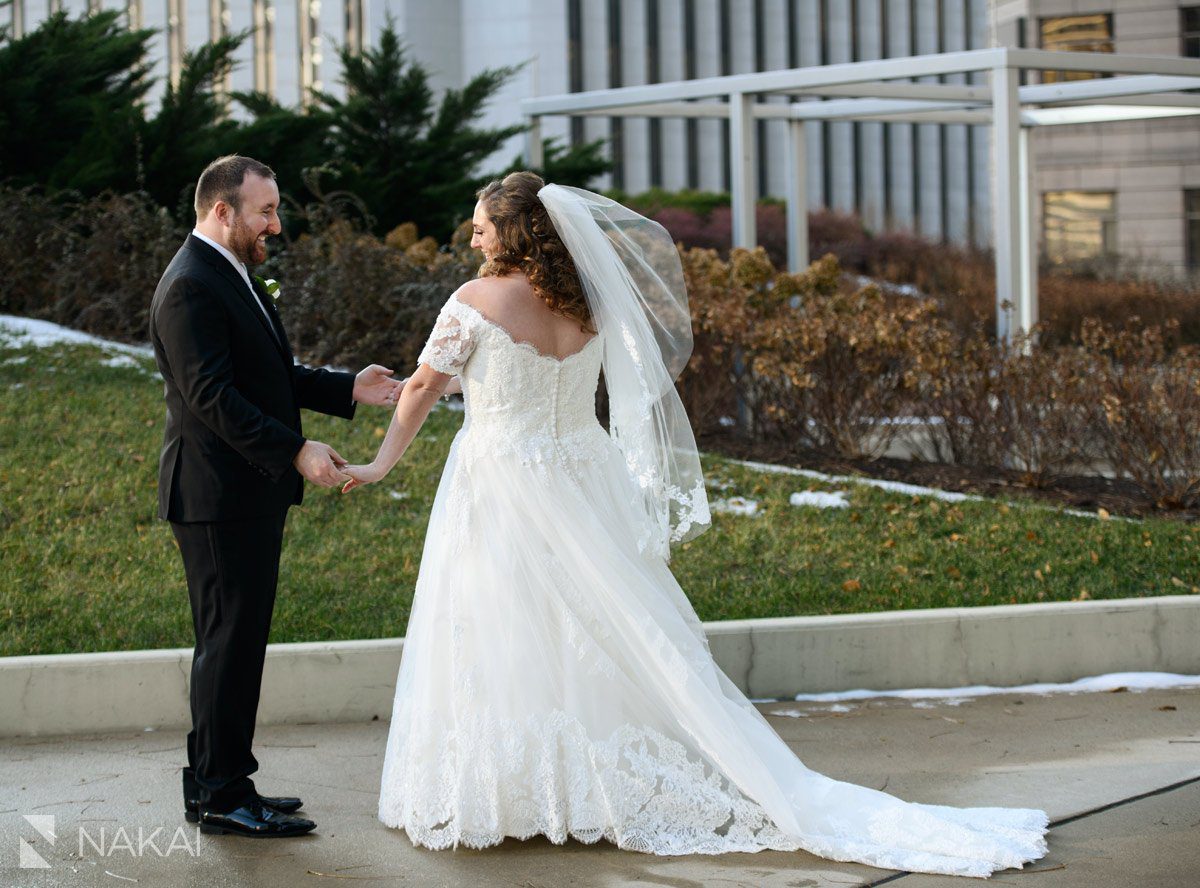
left=229, top=216, right=269, bottom=266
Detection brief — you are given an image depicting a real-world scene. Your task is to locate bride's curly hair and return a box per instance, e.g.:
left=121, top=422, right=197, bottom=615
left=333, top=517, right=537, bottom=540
left=476, top=172, right=592, bottom=331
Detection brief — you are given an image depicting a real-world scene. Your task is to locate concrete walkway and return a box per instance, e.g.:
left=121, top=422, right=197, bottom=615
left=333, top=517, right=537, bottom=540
left=2, top=687, right=1197, bottom=887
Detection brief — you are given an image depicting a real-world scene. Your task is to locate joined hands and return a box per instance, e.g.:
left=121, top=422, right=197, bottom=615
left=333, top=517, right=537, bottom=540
left=293, top=440, right=349, bottom=488
left=340, top=463, right=385, bottom=494
left=294, top=366, right=408, bottom=489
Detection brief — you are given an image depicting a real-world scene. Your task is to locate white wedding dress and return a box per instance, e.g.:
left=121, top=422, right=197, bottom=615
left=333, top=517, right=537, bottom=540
left=377, top=294, right=1049, bottom=878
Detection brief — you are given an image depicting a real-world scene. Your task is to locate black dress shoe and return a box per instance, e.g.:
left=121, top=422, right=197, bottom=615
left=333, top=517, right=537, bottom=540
left=185, top=792, right=303, bottom=823
left=198, top=800, right=316, bottom=837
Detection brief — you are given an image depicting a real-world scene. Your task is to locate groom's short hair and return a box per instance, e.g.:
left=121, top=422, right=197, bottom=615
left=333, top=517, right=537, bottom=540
left=194, top=155, right=276, bottom=219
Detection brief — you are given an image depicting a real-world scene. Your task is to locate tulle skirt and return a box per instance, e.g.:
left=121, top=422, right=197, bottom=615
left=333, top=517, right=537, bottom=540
left=378, top=430, right=1048, bottom=877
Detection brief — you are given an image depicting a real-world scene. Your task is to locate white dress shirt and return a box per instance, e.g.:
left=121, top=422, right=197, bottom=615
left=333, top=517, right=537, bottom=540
left=191, top=229, right=276, bottom=332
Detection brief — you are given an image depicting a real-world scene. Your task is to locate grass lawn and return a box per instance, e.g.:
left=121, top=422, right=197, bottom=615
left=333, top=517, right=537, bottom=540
left=1, top=335, right=1197, bottom=657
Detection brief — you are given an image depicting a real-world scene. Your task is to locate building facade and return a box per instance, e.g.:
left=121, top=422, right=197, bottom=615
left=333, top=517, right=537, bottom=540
left=994, top=1, right=1200, bottom=273
left=5, top=0, right=1198, bottom=272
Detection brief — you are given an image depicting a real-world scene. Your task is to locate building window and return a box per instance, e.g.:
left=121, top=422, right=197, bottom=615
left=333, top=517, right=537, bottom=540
left=606, top=0, right=623, bottom=190
left=1043, top=191, right=1116, bottom=263
left=167, top=0, right=186, bottom=89
left=1040, top=14, right=1113, bottom=83
left=1186, top=190, right=1200, bottom=270
left=297, top=0, right=323, bottom=103
left=567, top=0, right=583, bottom=147
left=1184, top=7, right=1200, bottom=58
left=344, top=0, right=364, bottom=56
left=210, top=0, right=232, bottom=105
left=253, top=0, right=277, bottom=97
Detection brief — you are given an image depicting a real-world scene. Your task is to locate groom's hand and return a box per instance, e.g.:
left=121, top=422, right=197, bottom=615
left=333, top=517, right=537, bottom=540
left=293, top=440, right=350, bottom=488
left=354, top=364, right=403, bottom=407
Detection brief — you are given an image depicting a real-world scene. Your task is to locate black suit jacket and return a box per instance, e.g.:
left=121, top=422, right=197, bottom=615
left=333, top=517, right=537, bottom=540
left=149, top=235, right=356, bottom=522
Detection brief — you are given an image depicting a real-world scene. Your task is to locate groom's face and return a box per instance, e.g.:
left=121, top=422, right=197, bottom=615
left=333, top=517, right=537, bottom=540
left=227, top=173, right=282, bottom=266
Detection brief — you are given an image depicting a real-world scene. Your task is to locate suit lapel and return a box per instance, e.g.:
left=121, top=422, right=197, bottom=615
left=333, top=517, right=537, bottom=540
left=249, top=275, right=294, bottom=361
left=186, top=236, right=291, bottom=362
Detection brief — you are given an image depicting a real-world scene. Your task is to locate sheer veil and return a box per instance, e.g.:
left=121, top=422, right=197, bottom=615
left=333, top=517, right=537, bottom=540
left=537, top=184, right=710, bottom=559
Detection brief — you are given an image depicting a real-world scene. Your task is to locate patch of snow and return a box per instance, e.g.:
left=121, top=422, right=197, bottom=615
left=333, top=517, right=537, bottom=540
left=872, top=416, right=946, bottom=426
left=725, top=457, right=1124, bottom=521
left=711, top=496, right=759, bottom=517
left=731, top=458, right=976, bottom=504
left=856, top=477, right=972, bottom=503
left=788, top=672, right=1200, bottom=705
left=790, top=490, right=850, bottom=509
left=0, top=315, right=153, bottom=358
left=98, top=355, right=145, bottom=370
left=771, top=702, right=855, bottom=718
left=851, top=274, right=926, bottom=300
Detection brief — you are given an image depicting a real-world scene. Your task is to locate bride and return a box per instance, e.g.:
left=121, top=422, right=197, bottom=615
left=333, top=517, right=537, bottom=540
left=340, top=172, right=1048, bottom=877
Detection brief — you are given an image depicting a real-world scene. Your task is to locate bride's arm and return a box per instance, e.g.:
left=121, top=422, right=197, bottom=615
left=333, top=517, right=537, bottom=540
left=398, top=374, right=461, bottom=396
left=341, top=364, right=450, bottom=492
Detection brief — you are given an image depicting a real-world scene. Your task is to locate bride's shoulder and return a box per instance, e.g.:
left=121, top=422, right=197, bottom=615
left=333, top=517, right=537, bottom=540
left=450, top=277, right=498, bottom=309
left=451, top=276, right=529, bottom=321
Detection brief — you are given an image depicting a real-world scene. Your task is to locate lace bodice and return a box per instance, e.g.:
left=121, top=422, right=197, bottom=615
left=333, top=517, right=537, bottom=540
left=418, top=295, right=610, bottom=471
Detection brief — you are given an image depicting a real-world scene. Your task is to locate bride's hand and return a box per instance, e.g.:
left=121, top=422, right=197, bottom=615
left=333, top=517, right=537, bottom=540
left=340, top=462, right=386, bottom=494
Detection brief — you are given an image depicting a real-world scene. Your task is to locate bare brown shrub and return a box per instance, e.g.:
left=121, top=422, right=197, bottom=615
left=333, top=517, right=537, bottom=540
left=907, top=323, right=1011, bottom=469
left=268, top=219, right=479, bottom=372
left=0, top=185, right=183, bottom=342
left=739, top=253, right=934, bottom=458
left=1079, top=319, right=1200, bottom=508
left=0, top=185, right=64, bottom=319
left=994, top=339, right=1097, bottom=487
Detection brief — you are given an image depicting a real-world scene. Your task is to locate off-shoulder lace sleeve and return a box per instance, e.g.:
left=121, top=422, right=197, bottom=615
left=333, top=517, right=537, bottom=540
left=418, top=297, right=476, bottom=375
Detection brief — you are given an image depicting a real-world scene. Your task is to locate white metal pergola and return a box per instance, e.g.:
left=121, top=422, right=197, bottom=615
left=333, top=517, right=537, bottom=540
left=522, top=47, right=1200, bottom=341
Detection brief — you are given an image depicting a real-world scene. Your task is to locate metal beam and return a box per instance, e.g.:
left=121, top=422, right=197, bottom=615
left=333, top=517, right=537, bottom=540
left=1053, top=93, right=1200, bottom=109
left=1017, top=127, right=1038, bottom=339
left=1005, top=47, right=1200, bottom=78
left=786, top=120, right=809, bottom=273
left=782, top=97, right=984, bottom=120
left=729, top=93, right=756, bottom=249
left=564, top=102, right=731, bottom=119
left=521, top=48, right=1009, bottom=115
left=1019, top=74, right=1200, bottom=105
left=858, top=110, right=995, bottom=124
left=783, top=82, right=990, bottom=102
left=541, top=91, right=1200, bottom=125
left=1024, top=105, right=1200, bottom=126
left=525, top=117, right=543, bottom=169
left=992, top=65, right=1021, bottom=344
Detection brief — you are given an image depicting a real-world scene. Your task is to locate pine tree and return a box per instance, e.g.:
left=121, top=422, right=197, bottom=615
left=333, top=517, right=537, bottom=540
left=315, top=22, right=527, bottom=239
left=0, top=12, right=154, bottom=194
left=139, top=33, right=244, bottom=214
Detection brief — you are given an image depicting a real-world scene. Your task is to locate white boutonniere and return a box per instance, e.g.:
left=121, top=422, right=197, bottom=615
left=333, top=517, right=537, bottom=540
left=254, top=275, right=281, bottom=300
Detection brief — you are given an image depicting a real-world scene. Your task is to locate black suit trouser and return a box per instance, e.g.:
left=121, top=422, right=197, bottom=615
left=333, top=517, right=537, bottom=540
left=171, top=511, right=288, bottom=813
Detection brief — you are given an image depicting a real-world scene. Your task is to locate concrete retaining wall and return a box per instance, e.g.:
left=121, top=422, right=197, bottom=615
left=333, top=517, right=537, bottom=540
left=2, top=596, right=1197, bottom=737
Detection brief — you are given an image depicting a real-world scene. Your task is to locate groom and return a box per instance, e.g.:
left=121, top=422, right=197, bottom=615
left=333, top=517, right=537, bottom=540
left=149, top=155, right=401, bottom=838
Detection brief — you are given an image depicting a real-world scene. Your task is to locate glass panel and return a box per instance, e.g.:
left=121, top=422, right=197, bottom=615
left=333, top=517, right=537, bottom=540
left=1040, top=14, right=1113, bottom=83
left=1185, top=7, right=1200, bottom=57
left=1187, top=190, right=1200, bottom=270
left=1043, top=191, right=1116, bottom=263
